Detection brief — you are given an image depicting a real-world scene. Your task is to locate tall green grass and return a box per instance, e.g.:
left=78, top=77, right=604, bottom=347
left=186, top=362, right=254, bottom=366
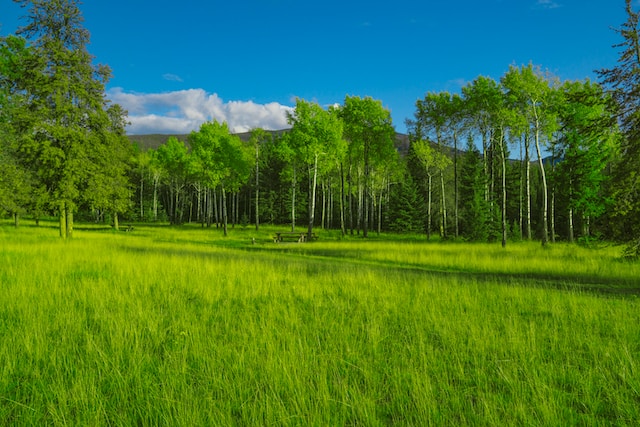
left=1, top=221, right=638, bottom=425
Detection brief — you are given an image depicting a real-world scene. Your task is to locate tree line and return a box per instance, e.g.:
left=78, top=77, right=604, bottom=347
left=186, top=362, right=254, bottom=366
left=2, top=0, right=640, bottom=255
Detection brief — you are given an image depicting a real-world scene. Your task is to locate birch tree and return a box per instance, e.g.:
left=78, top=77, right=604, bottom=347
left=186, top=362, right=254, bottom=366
left=502, top=64, right=558, bottom=246
left=341, top=96, right=395, bottom=238
left=412, top=139, right=451, bottom=240
left=288, top=99, right=344, bottom=240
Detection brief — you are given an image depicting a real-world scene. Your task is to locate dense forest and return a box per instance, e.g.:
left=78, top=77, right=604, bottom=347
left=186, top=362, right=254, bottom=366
left=1, top=0, right=640, bottom=255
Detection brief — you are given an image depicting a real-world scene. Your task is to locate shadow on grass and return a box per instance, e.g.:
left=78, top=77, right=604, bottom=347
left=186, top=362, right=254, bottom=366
left=118, top=238, right=640, bottom=298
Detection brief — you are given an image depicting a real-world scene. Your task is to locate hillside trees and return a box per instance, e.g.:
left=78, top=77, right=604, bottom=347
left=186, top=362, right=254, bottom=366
left=5, top=0, right=131, bottom=237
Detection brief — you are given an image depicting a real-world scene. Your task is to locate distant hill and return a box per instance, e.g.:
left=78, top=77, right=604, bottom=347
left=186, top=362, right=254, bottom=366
left=128, top=129, right=411, bottom=156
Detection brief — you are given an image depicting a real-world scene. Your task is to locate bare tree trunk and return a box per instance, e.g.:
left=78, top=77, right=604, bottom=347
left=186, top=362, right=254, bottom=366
left=196, top=184, right=202, bottom=225
left=534, top=123, right=549, bottom=246
left=212, top=188, right=219, bottom=228
left=321, top=181, right=327, bottom=229
left=291, top=166, right=296, bottom=232
left=340, top=163, right=346, bottom=236
left=222, top=186, right=228, bottom=236
left=231, top=192, right=236, bottom=228
left=348, top=163, right=354, bottom=235
left=59, top=203, right=67, bottom=239
left=482, top=131, right=489, bottom=203
left=500, top=132, right=507, bottom=248
left=66, top=209, right=73, bottom=239
left=453, top=131, right=459, bottom=238
left=568, top=207, right=574, bottom=243
left=550, top=145, right=557, bottom=244
left=152, top=175, right=159, bottom=221
left=427, top=174, right=432, bottom=240
left=525, top=134, right=532, bottom=240
left=363, top=138, right=370, bottom=238
left=440, top=171, right=447, bottom=239
left=307, top=153, right=318, bottom=241
left=357, top=182, right=363, bottom=235
left=583, top=215, right=590, bottom=238
left=378, top=186, right=383, bottom=234
left=550, top=187, right=556, bottom=243
left=255, top=143, right=260, bottom=231
left=140, top=170, right=144, bottom=221
left=519, top=137, right=524, bottom=238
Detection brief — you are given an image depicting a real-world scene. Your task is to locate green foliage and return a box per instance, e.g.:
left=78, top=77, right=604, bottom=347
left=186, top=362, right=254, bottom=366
left=555, top=80, right=618, bottom=230
left=155, top=137, right=190, bottom=224
left=459, top=139, right=489, bottom=241
left=597, top=0, right=640, bottom=250
left=4, top=1, right=638, bottom=243
left=190, top=121, right=251, bottom=191
left=2, top=0, right=130, bottom=237
left=288, top=99, right=345, bottom=236
left=341, top=96, right=397, bottom=237
left=387, top=173, right=425, bottom=233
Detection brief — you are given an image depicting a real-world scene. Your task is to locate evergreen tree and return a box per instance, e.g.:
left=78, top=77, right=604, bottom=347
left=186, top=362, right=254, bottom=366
left=9, top=0, right=130, bottom=238
left=459, top=138, right=489, bottom=241
left=597, top=0, right=640, bottom=255
left=387, top=172, right=425, bottom=234
left=0, top=35, right=33, bottom=225
left=555, top=80, right=618, bottom=243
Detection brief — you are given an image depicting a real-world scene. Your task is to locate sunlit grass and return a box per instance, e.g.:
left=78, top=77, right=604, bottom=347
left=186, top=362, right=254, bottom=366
left=0, top=220, right=639, bottom=425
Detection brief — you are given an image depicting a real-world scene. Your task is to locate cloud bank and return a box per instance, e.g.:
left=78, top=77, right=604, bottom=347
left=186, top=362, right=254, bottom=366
left=107, top=88, right=293, bottom=135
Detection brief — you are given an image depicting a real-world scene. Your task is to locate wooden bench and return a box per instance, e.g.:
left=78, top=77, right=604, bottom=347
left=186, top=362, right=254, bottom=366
left=273, top=231, right=318, bottom=243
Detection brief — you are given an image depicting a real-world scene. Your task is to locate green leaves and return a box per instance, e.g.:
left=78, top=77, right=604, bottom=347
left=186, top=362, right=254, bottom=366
left=189, top=120, right=252, bottom=192
left=2, top=0, right=131, bottom=236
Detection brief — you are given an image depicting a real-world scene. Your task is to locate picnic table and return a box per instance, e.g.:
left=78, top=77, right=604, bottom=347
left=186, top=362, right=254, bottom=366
left=273, top=231, right=318, bottom=243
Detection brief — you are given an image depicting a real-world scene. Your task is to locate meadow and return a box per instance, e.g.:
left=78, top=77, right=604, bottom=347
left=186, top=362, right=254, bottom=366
left=0, top=220, right=639, bottom=426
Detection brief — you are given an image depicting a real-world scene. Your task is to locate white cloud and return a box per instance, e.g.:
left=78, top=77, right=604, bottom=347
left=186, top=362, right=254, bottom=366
left=536, top=0, right=561, bottom=9
left=107, top=88, right=293, bottom=135
left=162, top=73, right=184, bottom=82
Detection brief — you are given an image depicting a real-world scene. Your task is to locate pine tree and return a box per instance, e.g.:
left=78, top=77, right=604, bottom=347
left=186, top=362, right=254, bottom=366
left=597, top=0, right=640, bottom=256
left=11, top=0, right=129, bottom=238
left=387, top=172, right=425, bottom=234
left=459, top=138, right=489, bottom=241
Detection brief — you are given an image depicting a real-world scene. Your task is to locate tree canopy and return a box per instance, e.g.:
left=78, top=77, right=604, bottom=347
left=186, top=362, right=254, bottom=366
left=1, top=0, right=639, bottom=251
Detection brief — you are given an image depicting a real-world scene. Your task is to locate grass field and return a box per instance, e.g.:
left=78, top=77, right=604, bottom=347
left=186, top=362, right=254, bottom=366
left=1, top=220, right=639, bottom=425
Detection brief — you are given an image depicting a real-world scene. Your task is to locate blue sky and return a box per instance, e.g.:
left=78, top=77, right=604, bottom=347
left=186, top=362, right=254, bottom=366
left=0, top=1, right=630, bottom=135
